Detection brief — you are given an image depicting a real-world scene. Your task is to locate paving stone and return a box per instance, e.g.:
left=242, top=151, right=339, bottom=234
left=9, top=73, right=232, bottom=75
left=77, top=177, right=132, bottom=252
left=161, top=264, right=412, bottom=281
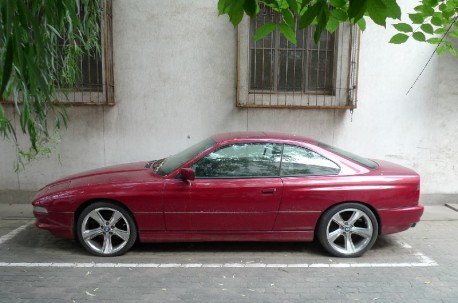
left=0, top=215, right=458, bottom=302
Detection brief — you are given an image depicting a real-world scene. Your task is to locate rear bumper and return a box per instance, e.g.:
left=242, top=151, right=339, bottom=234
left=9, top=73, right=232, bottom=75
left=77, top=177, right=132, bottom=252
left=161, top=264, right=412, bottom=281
left=378, top=204, right=424, bottom=235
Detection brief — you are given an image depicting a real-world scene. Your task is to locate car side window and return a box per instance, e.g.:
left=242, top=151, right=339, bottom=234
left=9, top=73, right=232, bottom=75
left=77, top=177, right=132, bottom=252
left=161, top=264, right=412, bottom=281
left=281, top=144, right=340, bottom=176
left=191, top=143, right=282, bottom=178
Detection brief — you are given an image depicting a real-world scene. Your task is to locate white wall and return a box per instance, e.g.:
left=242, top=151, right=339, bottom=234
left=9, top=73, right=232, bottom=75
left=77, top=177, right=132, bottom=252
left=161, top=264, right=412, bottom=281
left=1, top=0, right=457, bottom=194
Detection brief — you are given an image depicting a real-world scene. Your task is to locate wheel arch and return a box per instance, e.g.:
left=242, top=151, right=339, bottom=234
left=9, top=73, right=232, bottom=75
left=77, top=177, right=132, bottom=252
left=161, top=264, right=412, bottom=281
left=315, top=201, right=382, bottom=238
left=73, top=198, right=139, bottom=239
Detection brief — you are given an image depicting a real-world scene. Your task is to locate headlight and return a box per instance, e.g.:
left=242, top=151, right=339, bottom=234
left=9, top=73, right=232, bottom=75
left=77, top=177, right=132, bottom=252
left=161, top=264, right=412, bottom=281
left=33, top=206, right=48, bottom=214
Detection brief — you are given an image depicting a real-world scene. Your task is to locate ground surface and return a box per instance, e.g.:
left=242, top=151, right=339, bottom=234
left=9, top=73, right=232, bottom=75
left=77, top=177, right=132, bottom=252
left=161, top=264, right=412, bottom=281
left=0, top=205, right=457, bottom=302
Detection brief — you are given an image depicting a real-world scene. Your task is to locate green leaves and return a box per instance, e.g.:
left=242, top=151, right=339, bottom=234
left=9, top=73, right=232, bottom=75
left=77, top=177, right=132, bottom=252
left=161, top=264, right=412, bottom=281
left=356, top=17, right=367, bottom=31
left=393, top=23, right=413, bottom=32
left=243, top=0, right=259, bottom=17
left=390, top=33, right=409, bottom=43
left=228, top=0, right=245, bottom=26
left=331, top=9, right=348, bottom=21
left=331, top=0, right=348, bottom=8
left=281, top=8, right=295, bottom=26
left=420, top=24, right=434, bottom=34
left=409, top=13, right=424, bottom=24
left=382, top=0, right=402, bottom=19
left=413, top=31, right=426, bottom=41
left=254, top=21, right=298, bottom=45
left=430, top=14, right=444, bottom=26
left=348, top=0, right=368, bottom=21
left=427, top=37, right=442, bottom=44
left=449, top=30, right=458, bottom=38
left=218, top=0, right=248, bottom=26
left=313, top=2, right=330, bottom=43
left=0, top=37, right=13, bottom=98
left=326, top=7, right=347, bottom=33
left=299, top=2, right=322, bottom=29
left=414, top=5, right=434, bottom=16
left=389, top=0, right=458, bottom=55
left=286, top=0, right=300, bottom=13
left=279, top=23, right=297, bottom=44
left=365, top=0, right=401, bottom=26
left=0, top=0, right=101, bottom=169
left=218, top=0, right=458, bottom=56
left=253, top=22, right=276, bottom=40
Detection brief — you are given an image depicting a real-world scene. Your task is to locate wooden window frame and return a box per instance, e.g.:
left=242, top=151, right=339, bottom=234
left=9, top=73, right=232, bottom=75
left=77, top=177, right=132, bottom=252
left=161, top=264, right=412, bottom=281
left=0, top=0, right=114, bottom=106
left=237, top=13, right=360, bottom=110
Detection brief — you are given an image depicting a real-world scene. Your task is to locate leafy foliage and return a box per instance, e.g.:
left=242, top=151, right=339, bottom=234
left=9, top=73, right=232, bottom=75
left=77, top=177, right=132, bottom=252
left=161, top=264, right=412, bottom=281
left=0, top=0, right=102, bottom=170
left=218, top=0, right=402, bottom=44
left=218, top=0, right=458, bottom=55
left=390, top=0, right=458, bottom=55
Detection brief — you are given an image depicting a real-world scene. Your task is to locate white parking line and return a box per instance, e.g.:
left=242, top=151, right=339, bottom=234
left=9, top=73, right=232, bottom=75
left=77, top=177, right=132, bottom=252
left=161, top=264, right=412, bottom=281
left=0, top=250, right=438, bottom=268
left=0, top=221, right=34, bottom=246
left=0, top=222, right=438, bottom=268
left=0, top=257, right=437, bottom=268
left=397, top=241, right=413, bottom=249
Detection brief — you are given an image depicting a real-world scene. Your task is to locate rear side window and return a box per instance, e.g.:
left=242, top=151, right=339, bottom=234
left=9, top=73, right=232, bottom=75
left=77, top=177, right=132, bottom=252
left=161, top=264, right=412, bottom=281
left=318, top=142, right=378, bottom=169
left=281, top=144, right=340, bottom=176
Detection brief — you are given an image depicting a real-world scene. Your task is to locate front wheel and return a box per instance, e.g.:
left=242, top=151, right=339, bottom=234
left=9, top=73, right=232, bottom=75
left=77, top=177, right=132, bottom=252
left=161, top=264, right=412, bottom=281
left=317, top=203, right=378, bottom=258
left=76, top=202, right=137, bottom=257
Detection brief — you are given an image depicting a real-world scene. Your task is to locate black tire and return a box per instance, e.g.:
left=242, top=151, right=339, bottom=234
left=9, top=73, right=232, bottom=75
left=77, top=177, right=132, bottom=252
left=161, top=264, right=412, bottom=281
left=317, top=203, right=378, bottom=258
left=76, top=202, right=137, bottom=257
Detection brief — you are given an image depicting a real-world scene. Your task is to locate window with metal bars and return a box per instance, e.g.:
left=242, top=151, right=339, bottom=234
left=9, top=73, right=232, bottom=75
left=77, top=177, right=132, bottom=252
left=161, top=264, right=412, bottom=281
left=249, top=8, right=335, bottom=94
left=237, top=6, right=359, bottom=109
left=58, top=0, right=113, bottom=105
left=1, top=1, right=113, bottom=106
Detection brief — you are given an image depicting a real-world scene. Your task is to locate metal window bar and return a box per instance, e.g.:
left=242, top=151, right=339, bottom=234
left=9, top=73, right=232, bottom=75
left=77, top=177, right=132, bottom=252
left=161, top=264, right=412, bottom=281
left=1, top=1, right=114, bottom=106
left=247, top=4, right=357, bottom=109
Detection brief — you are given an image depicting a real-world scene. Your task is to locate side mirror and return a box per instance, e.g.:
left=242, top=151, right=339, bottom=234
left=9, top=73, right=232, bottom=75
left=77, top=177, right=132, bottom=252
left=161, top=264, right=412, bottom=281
left=180, top=168, right=195, bottom=181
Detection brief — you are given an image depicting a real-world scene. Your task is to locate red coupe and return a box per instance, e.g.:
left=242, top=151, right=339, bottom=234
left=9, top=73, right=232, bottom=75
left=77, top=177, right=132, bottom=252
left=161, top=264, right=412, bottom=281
left=32, top=132, right=423, bottom=257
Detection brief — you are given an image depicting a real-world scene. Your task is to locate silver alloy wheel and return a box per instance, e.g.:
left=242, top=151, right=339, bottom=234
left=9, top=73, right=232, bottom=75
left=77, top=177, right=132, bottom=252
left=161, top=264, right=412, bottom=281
left=80, top=207, right=131, bottom=255
left=325, top=208, right=374, bottom=256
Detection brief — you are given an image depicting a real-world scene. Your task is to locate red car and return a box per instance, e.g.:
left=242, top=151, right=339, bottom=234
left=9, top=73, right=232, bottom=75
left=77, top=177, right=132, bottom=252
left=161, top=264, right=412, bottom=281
left=32, top=132, right=423, bottom=258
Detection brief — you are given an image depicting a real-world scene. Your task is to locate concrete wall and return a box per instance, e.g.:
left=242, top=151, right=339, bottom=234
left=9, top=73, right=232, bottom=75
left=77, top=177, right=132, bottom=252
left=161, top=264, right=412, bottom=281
left=1, top=0, right=457, bottom=197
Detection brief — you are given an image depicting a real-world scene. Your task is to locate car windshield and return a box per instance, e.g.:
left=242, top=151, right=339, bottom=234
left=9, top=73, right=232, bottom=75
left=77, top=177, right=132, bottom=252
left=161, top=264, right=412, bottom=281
left=157, top=137, right=216, bottom=176
left=318, top=142, right=378, bottom=169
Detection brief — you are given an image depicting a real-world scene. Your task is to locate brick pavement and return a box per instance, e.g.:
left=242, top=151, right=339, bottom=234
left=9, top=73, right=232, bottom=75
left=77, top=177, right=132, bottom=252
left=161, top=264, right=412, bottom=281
left=0, top=207, right=457, bottom=302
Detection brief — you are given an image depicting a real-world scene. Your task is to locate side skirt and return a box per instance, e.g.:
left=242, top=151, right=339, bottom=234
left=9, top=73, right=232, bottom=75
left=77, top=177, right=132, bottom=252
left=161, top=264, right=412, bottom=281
left=138, top=231, right=314, bottom=243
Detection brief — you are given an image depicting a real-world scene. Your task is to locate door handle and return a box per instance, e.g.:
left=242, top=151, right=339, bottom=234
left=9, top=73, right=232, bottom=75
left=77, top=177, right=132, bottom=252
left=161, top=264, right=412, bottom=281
left=261, top=188, right=276, bottom=194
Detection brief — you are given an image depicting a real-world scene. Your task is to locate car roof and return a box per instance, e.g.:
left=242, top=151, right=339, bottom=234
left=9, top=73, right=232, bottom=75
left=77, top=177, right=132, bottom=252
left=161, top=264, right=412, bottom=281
left=211, top=132, right=318, bottom=145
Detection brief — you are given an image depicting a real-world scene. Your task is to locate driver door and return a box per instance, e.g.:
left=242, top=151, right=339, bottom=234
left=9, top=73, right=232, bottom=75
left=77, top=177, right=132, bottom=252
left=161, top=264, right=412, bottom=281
left=164, top=142, right=284, bottom=231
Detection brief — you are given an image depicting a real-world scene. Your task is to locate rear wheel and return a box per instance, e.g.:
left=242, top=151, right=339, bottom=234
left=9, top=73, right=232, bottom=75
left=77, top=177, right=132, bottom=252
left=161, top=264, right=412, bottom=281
left=317, top=203, right=378, bottom=258
left=76, top=202, right=137, bottom=257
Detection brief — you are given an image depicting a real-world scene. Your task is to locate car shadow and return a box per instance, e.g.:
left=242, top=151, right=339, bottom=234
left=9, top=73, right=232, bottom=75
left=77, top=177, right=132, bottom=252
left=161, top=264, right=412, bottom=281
left=131, top=240, right=327, bottom=256
left=4, top=224, right=403, bottom=260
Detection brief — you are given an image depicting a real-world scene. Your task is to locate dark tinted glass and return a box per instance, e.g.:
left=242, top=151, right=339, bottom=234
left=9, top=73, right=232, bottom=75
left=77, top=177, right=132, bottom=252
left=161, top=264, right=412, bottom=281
left=249, top=5, right=335, bottom=94
left=281, top=145, right=340, bottom=176
left=192, top=143, right=282, bottom=178
left=159, top=138, right=216, bottom=175
left=318, top=142, right=378, bottom=169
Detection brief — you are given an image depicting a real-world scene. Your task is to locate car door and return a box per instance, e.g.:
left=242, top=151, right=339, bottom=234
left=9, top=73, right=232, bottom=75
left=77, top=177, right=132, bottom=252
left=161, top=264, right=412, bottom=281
left=163, top=142, right=284, bottom=231
left=274, top=144, right=341, bottom=231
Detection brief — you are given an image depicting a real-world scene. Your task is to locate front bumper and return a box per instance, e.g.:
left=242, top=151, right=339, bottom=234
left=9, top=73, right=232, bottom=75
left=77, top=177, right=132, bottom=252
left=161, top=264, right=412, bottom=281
left=34, top=211, right=74, bottom=239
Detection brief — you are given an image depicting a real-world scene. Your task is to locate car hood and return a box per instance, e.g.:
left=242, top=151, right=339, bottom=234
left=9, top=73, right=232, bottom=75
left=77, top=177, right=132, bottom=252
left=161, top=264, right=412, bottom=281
left=36, top=161, right=161, bottom=198
left=55, top=162, right=150, bottom=183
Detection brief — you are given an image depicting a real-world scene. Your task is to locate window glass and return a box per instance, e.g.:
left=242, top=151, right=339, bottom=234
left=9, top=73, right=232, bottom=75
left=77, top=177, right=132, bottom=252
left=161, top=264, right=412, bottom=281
left=317, top=142, right=378, bottom=169
left=158, top=138, right=216, bottom=176
left=249, top=5, right=335, bottom=94
left=281, top=145, right=340, bottom=176
left=192, top=143, right=282, bottom=178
